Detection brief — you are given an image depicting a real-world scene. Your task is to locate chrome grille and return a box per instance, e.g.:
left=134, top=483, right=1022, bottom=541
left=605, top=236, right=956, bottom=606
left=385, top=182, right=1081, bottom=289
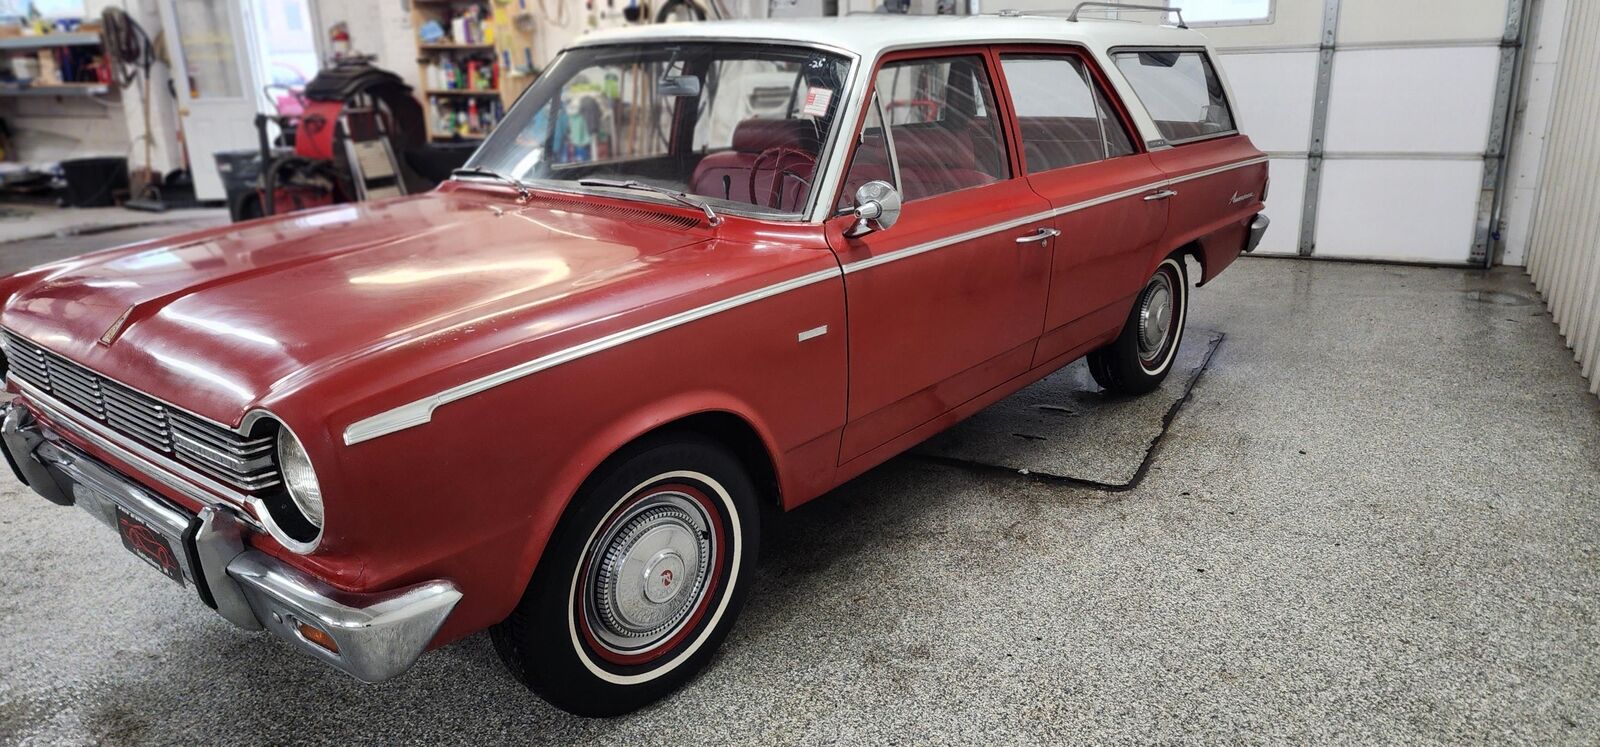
left=1, top=330, right=281, bottom=492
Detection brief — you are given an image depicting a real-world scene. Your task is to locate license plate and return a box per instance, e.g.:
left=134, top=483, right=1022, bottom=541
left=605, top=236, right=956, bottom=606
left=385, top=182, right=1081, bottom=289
left=116, top=506, right=185, bottom=586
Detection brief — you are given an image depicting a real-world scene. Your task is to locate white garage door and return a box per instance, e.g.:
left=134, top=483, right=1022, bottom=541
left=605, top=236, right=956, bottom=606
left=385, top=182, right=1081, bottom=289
left=1205, top=0, right=1517, bottom=264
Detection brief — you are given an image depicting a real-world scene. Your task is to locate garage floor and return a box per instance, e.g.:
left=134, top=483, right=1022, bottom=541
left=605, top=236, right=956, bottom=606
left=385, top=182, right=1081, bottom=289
left=1, top=227, right=1597, bottom=744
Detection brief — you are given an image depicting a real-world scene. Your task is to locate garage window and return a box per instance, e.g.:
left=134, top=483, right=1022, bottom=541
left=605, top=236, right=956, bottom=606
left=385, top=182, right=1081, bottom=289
left=1112, top=49, right=1236, bottom=144
left=1170, top=0, right=1274, bottom=26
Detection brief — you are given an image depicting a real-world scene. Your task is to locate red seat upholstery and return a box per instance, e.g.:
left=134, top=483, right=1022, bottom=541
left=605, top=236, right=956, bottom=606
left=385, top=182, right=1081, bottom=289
left=689, top=119, right=820, bottom=211
left=837, top=125, right=1002, bottom=208
left=1017, top=117, right=1125, bottom=172
left=890, top=128, right=998, bottom=201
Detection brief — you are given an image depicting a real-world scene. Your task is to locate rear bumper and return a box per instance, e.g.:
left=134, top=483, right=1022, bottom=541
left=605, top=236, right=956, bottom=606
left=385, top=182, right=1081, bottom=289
left=1, top=401, right=461, bottom=683
left=1244, top=213, right=1270, bottom=253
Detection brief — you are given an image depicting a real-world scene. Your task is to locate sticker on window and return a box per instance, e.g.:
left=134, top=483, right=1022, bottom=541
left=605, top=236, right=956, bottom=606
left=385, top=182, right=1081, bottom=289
left=802, top=87, right=834, bottom=117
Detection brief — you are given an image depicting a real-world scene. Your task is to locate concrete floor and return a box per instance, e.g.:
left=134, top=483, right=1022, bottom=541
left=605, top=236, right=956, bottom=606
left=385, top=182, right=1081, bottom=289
left=1, top=224, right=1598, bottom=745
left=0, top=203, right=227, bottom=247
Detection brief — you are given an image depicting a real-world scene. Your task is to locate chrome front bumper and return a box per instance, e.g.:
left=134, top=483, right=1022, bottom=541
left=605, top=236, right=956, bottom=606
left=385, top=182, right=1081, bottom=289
left=1, top=402, right=462, bottom=683
left=1244, top=213, right=1270, bottom=253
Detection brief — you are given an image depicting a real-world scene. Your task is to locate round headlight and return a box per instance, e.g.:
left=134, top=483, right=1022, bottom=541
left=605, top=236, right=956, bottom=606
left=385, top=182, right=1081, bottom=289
left=276, top=426, right=324, bottom=529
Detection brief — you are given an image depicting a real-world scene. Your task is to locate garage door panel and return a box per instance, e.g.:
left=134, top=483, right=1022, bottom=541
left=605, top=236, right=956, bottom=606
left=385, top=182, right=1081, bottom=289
left=1336, top=0, right=1510, bottom=46
left=1314, top=159, right=1483, bottom=263
left=1216, top=51, right=1318, bottom=154
left=1255, top=157, right=1306, bottom=256
left=1324, top=46, right=1500, bottom=154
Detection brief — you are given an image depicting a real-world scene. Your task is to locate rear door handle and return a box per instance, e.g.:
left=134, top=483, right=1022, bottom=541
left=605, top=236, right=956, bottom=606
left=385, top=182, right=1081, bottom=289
left=1015, top=227, right=1061, bottom=244
left=1144, top=189, right=1178, bottom=201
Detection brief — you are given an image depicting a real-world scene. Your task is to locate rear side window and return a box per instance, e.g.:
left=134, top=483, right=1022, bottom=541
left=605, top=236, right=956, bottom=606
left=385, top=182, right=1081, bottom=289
left=1000, top=55, right=1136, bottom=173
left=1111, top=49, right=1236, bottom=144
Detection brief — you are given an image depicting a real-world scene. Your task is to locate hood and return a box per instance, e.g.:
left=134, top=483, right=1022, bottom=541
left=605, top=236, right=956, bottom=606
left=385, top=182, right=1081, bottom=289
left=0, top=187, right=713, bottom=424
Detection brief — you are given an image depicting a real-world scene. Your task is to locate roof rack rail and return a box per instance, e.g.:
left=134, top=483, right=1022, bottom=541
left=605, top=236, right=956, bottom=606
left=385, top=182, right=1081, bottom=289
left=995, top=3, right=1187, bottom=29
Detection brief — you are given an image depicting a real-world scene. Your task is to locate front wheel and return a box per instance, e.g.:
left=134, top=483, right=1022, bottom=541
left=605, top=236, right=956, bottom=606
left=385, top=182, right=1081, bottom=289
left=1088, top=256, right=1189, bottom=396
left=491, top=434, right=758, bottom=717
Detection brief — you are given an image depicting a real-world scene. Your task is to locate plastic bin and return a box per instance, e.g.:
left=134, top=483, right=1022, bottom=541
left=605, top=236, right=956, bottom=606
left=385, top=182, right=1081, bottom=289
left=59, top=157, right=129, bottom=207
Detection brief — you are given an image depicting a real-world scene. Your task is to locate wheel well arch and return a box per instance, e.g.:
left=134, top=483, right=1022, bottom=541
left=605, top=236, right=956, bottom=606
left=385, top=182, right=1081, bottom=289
left=644, top=410, right=781, bottom=512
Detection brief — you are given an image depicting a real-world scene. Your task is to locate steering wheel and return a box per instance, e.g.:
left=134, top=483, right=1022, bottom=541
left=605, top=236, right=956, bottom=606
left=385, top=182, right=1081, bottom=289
left=749, top=146, right=818, bottom=211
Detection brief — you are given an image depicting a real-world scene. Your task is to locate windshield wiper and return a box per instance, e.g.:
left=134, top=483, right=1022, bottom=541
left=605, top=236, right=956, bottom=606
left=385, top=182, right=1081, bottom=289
left=576, top=178, right=721, bottom=227
left=452, top=167, right=532, bottom=203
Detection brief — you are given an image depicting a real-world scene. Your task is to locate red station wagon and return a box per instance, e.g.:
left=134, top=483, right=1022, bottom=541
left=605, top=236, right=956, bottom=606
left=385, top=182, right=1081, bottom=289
left=0, top=14, right=1267, bottom=715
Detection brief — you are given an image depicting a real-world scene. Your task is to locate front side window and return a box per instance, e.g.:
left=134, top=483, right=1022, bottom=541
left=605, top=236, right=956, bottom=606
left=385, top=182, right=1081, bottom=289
left=854, top=55, right=1009, bottom=203
left=464, top=43, right=851, bottom=218
left=1112, top=49, right=1236, bottom=144
left=1000, top=54, right=1136, bottom=173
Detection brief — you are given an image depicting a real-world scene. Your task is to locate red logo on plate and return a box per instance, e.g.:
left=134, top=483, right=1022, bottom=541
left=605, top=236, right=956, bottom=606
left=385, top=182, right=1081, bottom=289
left=120, top=516, right=178, bottom=575
left=660, top=569, right=674, bottom=588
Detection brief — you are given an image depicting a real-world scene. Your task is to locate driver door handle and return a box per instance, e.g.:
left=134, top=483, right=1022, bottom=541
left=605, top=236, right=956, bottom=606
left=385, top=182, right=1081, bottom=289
left=1015, top=227, right=1061, bottom=244
left=1144, top=189, right=1179, bottom=201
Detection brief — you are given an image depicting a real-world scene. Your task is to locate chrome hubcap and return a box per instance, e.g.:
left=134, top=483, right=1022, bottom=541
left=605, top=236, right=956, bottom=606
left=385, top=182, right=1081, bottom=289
left=1137, top=273, right=1174, bottom=360
left=585, top=492, right=714, bottom=653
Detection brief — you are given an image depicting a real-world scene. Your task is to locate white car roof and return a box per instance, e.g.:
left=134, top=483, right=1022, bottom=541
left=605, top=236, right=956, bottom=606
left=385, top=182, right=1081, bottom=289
left=570, top=14, right=1212, bottom=59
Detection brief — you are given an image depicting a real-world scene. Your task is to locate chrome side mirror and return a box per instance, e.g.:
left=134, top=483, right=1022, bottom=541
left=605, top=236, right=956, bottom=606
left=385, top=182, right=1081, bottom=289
left=844, top=180, right=902, bottom=238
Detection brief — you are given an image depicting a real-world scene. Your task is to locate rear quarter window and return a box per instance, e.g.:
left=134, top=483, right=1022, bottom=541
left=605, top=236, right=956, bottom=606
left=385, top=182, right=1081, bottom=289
left=1112, top=49, right=1236, bottom=144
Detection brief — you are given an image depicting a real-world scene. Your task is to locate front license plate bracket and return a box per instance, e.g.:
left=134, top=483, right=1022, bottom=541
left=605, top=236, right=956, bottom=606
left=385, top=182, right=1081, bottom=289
left=115, top=505, right=187, bottom=586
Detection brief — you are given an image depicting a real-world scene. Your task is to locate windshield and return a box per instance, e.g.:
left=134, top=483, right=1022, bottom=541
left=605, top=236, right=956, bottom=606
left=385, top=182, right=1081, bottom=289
left=462, top=42, right=853, bottom=219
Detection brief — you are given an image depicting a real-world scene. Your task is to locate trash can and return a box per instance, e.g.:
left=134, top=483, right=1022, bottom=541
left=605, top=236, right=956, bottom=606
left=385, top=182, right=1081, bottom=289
left=215, top=148, right=266, bottom=222
left=58, top=157, right=128, bottom=207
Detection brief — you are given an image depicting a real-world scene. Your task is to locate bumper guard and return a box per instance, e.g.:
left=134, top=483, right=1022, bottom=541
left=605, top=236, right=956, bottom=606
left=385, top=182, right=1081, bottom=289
left=1244, top=213, right=1270, bottom=253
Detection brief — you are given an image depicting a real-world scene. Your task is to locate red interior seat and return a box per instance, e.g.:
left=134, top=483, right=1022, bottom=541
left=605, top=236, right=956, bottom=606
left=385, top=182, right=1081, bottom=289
left=689, top=119, right=820, bottom=212
left=890, top=128, right=997, bottom=201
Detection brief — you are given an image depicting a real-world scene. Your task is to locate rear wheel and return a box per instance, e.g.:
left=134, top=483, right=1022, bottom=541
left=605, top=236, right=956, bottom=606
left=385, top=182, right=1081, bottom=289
left=1088, top=256, right=1188, bottom=396
left=491, top=433, right=758, bottom=717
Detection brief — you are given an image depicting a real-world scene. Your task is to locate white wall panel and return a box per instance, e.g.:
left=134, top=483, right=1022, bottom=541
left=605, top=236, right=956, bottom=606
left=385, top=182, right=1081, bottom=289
left=1323, top=46, right=1500, bottom=154
left=1314, top=159, right=1484, bottom=263
left=1215, top=50, right=1318, bottom=152
left=1255, top=157, right=1307, bottom=255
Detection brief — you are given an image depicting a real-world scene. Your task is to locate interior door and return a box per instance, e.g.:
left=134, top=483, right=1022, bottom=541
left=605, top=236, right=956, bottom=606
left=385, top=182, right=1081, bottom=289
left=160, top=0, right=262, bottom=201
left=827, top=50, right=1054, bottom=463
left=992, top=49, right=1170, bottom=365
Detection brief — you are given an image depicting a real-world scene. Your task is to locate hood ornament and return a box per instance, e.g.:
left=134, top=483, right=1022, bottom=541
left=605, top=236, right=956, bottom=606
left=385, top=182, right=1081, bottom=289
left=99, top=306, right=135, bottom=346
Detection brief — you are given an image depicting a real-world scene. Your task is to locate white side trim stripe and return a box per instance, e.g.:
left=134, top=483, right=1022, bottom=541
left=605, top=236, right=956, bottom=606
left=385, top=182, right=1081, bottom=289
left=343, top=156, right=1266, bottom=445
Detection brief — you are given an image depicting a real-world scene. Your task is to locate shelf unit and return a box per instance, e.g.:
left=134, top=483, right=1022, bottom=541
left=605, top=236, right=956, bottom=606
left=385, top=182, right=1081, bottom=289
left=409, top=1, right=537, bottom=142
left=0, top=32, right=101, bottom=51
left=0, top=30, right=110, bottom=97
left=0, top=82, right=109, bottom=97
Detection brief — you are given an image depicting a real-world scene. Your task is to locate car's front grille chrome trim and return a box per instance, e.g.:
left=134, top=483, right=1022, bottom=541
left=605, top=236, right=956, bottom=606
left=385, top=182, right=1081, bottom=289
left=0, top=330, right=281, bottom=492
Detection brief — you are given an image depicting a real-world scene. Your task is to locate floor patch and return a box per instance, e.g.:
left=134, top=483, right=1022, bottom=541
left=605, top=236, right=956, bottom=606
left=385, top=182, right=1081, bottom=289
left=912, top=330, right=1224, bottom=489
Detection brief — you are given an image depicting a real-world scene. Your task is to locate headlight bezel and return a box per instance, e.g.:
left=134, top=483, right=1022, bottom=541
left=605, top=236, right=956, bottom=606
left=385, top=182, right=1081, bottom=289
left=248, top=415, right=325, bottom=555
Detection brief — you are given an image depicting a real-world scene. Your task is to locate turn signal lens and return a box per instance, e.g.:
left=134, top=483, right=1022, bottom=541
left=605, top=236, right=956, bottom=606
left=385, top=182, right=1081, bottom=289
left=298, top=622, right=339, bottom=653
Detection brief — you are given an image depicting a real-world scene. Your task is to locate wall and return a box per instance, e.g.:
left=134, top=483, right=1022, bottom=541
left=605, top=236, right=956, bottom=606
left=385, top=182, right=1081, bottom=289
left=317, top=0, right=781, bottom=102
left=1525, top=0, right=1600, bottom=397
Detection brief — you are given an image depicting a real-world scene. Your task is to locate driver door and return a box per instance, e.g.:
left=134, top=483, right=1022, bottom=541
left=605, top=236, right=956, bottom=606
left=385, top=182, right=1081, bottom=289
left=826, top=49, right=1054, bottom=464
